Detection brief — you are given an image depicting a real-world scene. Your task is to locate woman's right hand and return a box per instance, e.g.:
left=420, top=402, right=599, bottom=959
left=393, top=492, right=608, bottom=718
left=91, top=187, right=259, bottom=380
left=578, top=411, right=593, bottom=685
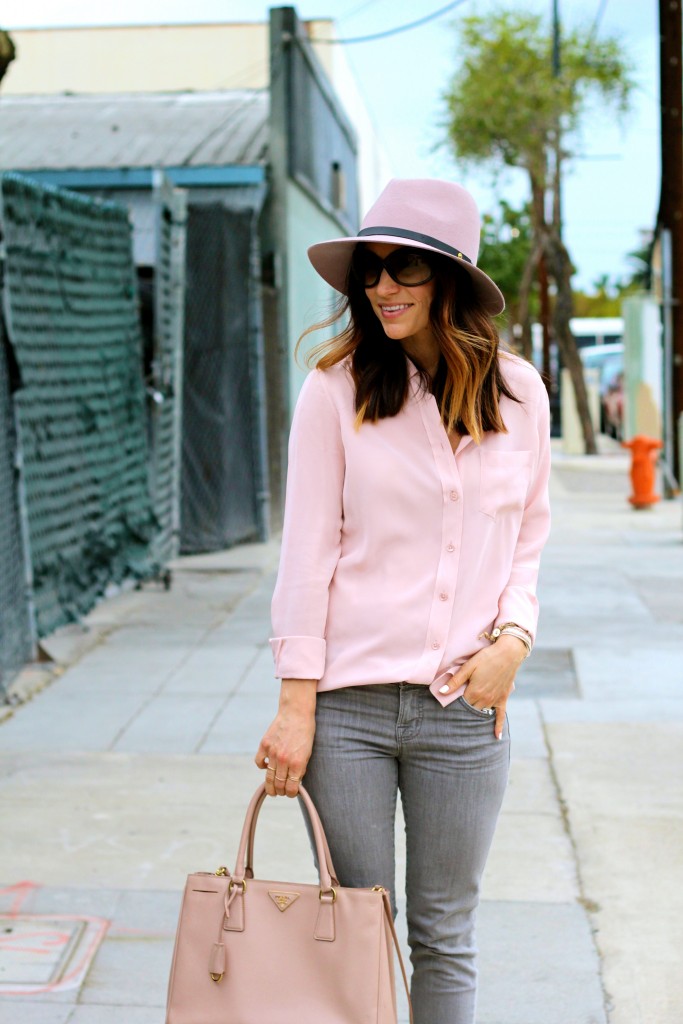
left=254, top=679, right=317, bottom=798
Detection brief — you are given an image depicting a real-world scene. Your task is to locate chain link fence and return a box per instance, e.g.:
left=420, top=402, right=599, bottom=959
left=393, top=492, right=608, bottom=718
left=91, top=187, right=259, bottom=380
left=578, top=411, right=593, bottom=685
left=0, top=319, right=33, bottom=696
left=0, top=173, right=156, bottom=638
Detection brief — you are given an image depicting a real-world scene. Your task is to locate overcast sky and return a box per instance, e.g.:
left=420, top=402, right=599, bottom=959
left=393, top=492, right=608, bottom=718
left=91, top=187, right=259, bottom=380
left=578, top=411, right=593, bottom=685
left=1, top=0, right=661, bottom=291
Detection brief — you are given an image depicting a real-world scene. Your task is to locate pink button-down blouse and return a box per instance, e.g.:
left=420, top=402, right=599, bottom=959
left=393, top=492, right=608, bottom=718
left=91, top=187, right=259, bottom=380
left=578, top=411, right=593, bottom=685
left=270, top=352, right=551, bottom=707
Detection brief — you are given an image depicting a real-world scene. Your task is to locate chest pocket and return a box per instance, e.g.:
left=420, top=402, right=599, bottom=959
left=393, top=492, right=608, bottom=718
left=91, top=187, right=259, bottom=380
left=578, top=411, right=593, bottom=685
left=479, top=450, right=533, bottom=520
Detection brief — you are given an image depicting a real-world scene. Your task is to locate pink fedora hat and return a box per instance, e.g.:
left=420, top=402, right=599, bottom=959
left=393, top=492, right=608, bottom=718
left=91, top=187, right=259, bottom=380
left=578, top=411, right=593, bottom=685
left=308, top=178, right=504, bottom=315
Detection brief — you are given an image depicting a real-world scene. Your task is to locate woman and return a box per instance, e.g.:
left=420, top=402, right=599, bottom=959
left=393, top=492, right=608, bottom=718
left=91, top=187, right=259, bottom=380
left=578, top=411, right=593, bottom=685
left=255, top=178, right=551, bottom=1024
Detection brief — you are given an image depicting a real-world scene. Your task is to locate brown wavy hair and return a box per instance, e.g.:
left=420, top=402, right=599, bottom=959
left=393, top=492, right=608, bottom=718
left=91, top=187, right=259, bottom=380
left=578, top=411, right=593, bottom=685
left=298, top=249, right=520, bottom=442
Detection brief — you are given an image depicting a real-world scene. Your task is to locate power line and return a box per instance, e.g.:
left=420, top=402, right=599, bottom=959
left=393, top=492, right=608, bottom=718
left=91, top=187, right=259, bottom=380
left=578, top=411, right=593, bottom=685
left=340, top=0, right=383, bottom=22
left=314, top=0, right=469, bottom=45
left=590, top=0, right=610, bottom=38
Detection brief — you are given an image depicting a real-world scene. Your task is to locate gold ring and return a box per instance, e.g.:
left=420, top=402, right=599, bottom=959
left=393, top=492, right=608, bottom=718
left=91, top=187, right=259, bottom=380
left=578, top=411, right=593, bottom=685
left=275, top=775, right=287, bottom=782
left=287, top=776, right=301, bottom=783
left=266, top=765, right=276, bottom=773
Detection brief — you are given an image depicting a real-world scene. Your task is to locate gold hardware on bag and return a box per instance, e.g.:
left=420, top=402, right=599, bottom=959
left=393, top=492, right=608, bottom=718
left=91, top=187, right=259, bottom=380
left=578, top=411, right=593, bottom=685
left=318, top=886, right=337, bottom=903
left=229, top=879, right=247, bottom=894
left=209, top=941, right=226, bottom=982
left=215, top=866, right=228, bottom=876
left=372, top=885, right=386, bottom=893
left=268, top=891, right=300, bottom=912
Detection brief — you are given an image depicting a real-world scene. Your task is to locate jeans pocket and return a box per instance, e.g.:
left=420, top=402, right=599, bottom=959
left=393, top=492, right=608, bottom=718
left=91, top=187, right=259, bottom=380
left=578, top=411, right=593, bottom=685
left=458, top=695, right=496, bottom=720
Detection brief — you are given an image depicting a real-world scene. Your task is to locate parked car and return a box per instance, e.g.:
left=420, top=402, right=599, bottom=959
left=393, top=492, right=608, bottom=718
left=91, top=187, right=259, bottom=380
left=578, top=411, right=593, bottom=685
left=601, top=371, right=624, bottom=439
left=579, top=343, right=624, bottom=439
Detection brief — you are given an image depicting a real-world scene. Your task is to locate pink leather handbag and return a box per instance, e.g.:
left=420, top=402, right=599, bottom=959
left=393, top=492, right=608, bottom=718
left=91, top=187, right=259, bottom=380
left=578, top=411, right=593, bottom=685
left=165, top=782, right=412, bottom=1024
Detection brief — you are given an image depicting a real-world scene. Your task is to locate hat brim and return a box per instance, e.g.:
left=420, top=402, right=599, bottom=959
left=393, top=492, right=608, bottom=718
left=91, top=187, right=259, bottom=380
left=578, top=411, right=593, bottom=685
left=308, top=234, right=505, bottom=316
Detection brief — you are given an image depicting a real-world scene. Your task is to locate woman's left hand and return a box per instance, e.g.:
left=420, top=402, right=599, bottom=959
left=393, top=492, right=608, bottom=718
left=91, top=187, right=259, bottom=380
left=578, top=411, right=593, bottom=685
left=439, top=634, right=528, bottom=739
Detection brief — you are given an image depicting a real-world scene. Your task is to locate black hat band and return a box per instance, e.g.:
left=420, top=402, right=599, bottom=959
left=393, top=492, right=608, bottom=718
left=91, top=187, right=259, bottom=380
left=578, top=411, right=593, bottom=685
left=357, top=226, right=473, bottom=265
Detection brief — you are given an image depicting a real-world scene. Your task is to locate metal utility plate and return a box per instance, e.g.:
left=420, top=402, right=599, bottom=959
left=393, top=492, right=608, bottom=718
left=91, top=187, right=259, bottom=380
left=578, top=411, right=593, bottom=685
left=0, top=914, right=108, bottom=994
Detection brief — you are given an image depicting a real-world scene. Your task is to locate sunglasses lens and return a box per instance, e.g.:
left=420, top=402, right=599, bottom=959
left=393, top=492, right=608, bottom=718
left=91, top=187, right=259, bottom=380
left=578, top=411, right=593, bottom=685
left=351, top=247, right=435, bottom=287
left=352, top=249, right=383, bottom=287
left=389, top=251, right=434, bottom=285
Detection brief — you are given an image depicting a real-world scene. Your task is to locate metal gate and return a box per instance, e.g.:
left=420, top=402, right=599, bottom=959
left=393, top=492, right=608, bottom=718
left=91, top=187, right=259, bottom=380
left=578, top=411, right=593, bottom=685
left=148, top=172, right=187, bottom=571
left=180, top=202, right=269, bottom=553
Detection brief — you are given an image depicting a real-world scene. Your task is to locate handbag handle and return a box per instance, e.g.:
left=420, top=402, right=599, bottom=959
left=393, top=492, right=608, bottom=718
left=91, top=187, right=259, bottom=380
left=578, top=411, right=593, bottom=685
left=233, top=784, right=338, bottom=892
left=244, top=787, right=340, bottom=886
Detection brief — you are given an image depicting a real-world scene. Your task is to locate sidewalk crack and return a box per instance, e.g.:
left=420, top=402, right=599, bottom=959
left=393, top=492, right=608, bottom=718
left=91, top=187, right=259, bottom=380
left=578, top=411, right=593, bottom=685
left=538, top=699, right=613, bottom=1022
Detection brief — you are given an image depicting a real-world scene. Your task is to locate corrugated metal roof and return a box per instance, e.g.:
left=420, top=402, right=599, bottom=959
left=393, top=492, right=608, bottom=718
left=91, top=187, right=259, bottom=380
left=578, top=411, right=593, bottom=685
left=0, top=91, right=268, bottom=171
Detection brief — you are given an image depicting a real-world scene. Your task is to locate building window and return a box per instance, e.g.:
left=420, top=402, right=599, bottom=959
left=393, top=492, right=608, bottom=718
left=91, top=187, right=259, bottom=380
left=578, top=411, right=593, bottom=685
left=331, top=162, right=346, bottom=212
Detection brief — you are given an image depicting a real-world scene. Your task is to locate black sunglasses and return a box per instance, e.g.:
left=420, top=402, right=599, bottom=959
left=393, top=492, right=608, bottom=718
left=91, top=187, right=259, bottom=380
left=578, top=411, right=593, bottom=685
left=351, top=246, right=436, bottom=288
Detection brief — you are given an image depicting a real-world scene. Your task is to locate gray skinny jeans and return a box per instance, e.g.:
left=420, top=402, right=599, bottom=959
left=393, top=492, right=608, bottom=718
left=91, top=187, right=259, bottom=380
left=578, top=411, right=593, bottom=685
left=302, top=682, right=510, bottom=1024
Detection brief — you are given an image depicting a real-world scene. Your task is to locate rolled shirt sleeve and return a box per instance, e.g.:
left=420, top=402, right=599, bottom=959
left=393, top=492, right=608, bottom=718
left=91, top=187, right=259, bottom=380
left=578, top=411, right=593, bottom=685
left=270, top=370, right=345, bottom=680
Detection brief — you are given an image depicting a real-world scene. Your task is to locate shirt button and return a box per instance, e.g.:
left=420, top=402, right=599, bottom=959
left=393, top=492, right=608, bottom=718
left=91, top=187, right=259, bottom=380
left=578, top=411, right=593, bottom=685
left=446, top=543, right=455, bottom=553
left=431, top=641, right=441, bottom=650
left=450, top=490, right=459, bottom=501
left=439, top=592, right=448, bottom=601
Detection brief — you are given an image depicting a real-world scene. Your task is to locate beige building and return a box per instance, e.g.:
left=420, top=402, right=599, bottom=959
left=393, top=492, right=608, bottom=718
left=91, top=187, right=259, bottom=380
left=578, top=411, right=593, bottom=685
left=3, top=20, right=390, bottom=211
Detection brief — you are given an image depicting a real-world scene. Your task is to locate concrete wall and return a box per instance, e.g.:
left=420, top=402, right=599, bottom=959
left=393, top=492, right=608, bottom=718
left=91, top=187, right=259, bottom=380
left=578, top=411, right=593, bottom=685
left=306, top=20, right=392, bottom=214
left=3, top=24, right=269, bottom=92
left=561, top=368, right=602, bottom=455
left=623, top=294, right=662, bottom=440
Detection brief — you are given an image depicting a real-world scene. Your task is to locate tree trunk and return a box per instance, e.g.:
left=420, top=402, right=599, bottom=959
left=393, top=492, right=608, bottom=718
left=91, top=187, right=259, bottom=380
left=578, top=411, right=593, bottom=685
left=548, top=133, right=597, bottom=455
left=527, top=168, right=596, bottom=452
left=546, top=231, right=598, bottom=454
left=516, top=240, right=543, bottom=361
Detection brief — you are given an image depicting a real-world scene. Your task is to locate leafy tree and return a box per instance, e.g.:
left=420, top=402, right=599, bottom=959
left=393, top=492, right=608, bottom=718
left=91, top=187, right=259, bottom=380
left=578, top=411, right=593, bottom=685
left=622, top=240, right=652, bottom=291
left=479, top=200, right=535, bottom=329
left=572, top=281, right=623, bottom=318
left=573, top=238, right=654, bottom=316
left=443, top=10, right=633, bottom=453
left=0, top=29, right=15, bottom=85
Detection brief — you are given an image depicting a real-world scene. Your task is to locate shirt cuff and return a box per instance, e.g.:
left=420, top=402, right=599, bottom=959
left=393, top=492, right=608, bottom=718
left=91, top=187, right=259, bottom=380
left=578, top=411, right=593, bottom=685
left=269, top=636, right=327, bottom=681
left=430, top=670, right=466, bottom=708
left=495, top=595, right=538, bottom=644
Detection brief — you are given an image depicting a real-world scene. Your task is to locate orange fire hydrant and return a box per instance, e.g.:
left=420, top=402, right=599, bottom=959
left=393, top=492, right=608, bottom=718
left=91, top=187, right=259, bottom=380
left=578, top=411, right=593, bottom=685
left=622, top=435, right=663, bottom=509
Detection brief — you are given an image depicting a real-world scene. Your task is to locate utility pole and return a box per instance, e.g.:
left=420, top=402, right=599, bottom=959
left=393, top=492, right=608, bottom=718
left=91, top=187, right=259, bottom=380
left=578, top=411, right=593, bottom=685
left=658, top=0, right=683, bottom=486
left=539, top=0, right=561, bottom=391
left=551, top=0, right=562, bottom=240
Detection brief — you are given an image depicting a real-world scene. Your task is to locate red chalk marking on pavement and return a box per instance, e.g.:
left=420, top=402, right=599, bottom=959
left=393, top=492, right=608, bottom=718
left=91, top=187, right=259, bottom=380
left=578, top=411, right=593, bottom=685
left=0, top=926, right=71, bottom=955
left=0, top=881, right=40, bottom=916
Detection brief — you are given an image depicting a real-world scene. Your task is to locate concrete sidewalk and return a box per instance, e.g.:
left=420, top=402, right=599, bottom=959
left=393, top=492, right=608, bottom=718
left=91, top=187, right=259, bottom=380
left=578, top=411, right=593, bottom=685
left=0, top=443, right=681, bottom=1024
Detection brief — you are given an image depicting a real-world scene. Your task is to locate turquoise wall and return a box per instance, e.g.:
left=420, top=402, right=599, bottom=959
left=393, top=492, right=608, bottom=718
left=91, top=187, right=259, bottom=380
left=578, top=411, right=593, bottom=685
left=286, top=180, right=347, bottom=413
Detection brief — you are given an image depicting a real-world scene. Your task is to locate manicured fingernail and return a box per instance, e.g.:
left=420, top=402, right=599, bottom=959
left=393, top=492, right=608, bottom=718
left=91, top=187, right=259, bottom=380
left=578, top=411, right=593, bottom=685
left=496, top=733, right=502, bottom=740
left=439, top=684, right=450, bottom=694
